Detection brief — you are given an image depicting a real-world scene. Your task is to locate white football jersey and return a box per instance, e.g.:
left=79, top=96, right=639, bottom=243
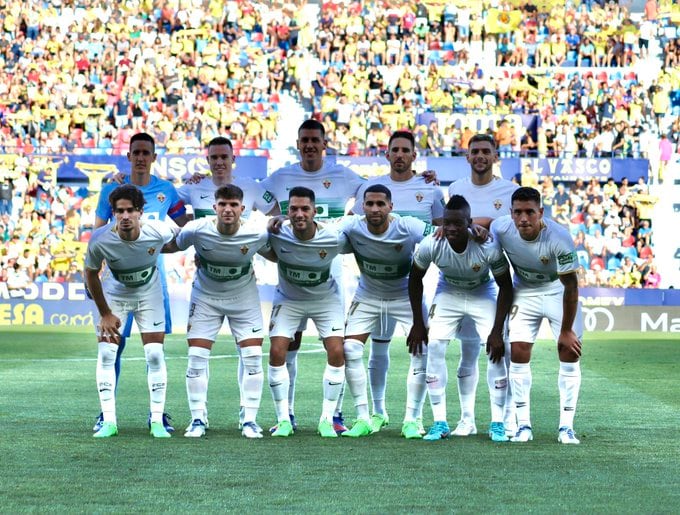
left=85, top=220, right=176, bottom=296
left=491, top=215, right=578, bottom=296
left=340, top=214, right=433, bottom=299
left=175, top=218, right=269, bottom=295
left=448, top=176, right=518, bottom=219
left=414, top=234, right=509, bottom=295
left=352, top=175, right=445, bottom=222
left=177, top=176, right=276, bottom=219
left=261, top=161, right=365, bottom=220
left=269, top=221, right=349, bottom=301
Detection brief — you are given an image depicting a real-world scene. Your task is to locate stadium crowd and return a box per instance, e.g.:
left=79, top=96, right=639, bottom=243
left=0, top=0, right=677, bottom=291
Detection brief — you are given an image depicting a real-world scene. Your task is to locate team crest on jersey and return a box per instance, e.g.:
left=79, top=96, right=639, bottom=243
left=148, top=247, right=156, bottom=255
left=323, top=179, right=332, bottom=189
left=240, top=245, right=249, bottom=255
left=156, top=193, right=166, bottom=203
left=540, top=255, right=550, bottom=265
left=472, top=263, right=481, bottom=272
left=415, top=192, right=424, bottom=202
left=395, top=244, right=403, bottom=252
left=493, top=199, right=503, bottom=210
left=319, top=249, right=328, bottom=259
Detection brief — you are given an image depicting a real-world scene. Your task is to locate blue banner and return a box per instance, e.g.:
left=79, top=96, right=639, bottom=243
left=1, top=283, right=678, bottom=327
left=54, top=154, right=268, bottom=184
left=519, top=158, right=648, bottom=183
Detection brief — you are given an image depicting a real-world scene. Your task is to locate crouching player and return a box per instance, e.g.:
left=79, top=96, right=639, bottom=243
left=85, top=184, right=178, bottom=438
left=491, top=187, right=583, bottom=444
left=407, top=195, right=514, bottom=441
left=164, top=185, right=270, bottom=439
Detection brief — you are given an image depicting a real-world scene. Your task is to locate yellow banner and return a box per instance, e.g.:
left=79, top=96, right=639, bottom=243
left=486, top=8, right=522, bottom=34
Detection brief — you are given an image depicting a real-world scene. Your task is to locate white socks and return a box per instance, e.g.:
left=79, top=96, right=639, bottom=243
left=269, top=364, right=290, bottom=423
left=344, top=339, right=369, bottom=420
left=144, top=343, right=167, bottom=424
left=186, top=346, right=210, bottom=421
left=96, top=342, right=118, bottom=424
left=558, top=361, right=581, bottom=429
left=405, top=351, right=427, bottom=422
left=240, top=346, right=263, bottom=424
left=322, top=364, right=345, bottom=421
left=509, top=362, right=532, bottom=428
left=426, top=339, right=448, bottom=421
left=368, top=339, right=390, bottom=415
left=285, top=350, right=298, bottom=416
left=457, top=338, right=481, bottom=423
left=486, top=358, right=508, bottom=423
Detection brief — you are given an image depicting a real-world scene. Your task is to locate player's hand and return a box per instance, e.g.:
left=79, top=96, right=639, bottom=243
left=111, top=172, right=126, bottom=185
left=486, top=330, right=505, bottom=364
left=184, top=172, right=206, bottom=185
left=558, top=329, right=582, bottom=359
left=433, top=225, right=444, bottom=240
left=267, top=215, right=286, bottom=234
left=99, top=313, right=122, bottom=343
left=407, top=322, right=428, bottom=356
left=420, top=169, right=440, bottom=185
left=469, top=223, right=490, bottom=243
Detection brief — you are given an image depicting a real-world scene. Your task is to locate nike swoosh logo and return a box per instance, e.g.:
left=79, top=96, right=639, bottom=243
left=200, top=194, right=211, bottom=199
left=328, top=381, right=343, bottom=386
left=280, top=248, right=292, bottom=253
left=252, top=328, right=262, bottom=332
left=200, top=246, right=214, bottom=251
left=109, top=258, right=121, bottom=263
left=331, top=327, right=343, bottom=331
left=248, top=371, right=260, bottom=375
left=153, top=321, right=164, bottom=326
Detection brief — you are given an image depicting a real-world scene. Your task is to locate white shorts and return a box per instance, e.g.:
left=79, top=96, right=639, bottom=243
left=427, top=290, right=496, bottom=342
left=186, top=284, right=264, bottom=343
left=100, top=287, right=166, bottom=336
left=270, top=292, right=345, bottom=339
left=345, top=294, right=424, bottom=337
left=507, top=292, right=584, bottom=343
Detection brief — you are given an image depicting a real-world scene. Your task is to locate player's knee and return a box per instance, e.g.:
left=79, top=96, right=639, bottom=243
left=240, top=345, right=263, bottom=374
left=428, top=339, right=447, bottom=361
left=144, top=343, right=165, bottom=369
left=98, top=342, right=117, bottom=367
left=344, top=339, right=364, bottom=363
left=557, top=342, right=579, bottom=362
left=187, top=346, right=209, bottom=376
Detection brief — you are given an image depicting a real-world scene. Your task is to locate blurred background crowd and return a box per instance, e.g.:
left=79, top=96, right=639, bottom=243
left=0, top=0, right=678, bottom=291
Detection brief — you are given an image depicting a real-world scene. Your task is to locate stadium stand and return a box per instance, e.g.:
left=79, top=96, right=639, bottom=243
left=1, top=0, right=679, bottom=290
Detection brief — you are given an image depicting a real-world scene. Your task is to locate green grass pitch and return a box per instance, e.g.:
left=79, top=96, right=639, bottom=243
left=1, top=327, right=679, bottom=513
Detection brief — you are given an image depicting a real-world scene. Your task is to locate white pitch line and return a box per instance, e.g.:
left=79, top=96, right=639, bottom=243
left=0, top=344, right=326, bottom=363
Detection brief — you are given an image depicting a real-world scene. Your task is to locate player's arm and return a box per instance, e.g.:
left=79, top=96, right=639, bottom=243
left=172, top=212, right=190, bottom=227
left=265, top=202, right=281, bottom=216
left=471, top=216, right=494, bottom=229
left=94, top=216, right=108, bottom=229
left=487, top=269, right=513, bottom=363
left=84, top=267, right=121, bottom=343
left=406, top=263, right=428, bottom=355
left=257, top=242, right=278, bottom=263
left=558, top=271, right=581, bottom=358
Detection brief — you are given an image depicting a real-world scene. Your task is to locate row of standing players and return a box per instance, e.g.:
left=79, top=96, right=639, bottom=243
left=85, top=120, right=582, bottom=444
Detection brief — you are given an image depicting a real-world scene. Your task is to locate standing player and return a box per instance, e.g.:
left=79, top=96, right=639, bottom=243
left=446, top=133, right=519, bottom=438
left=340, top=185, right=434, bottom=439
left=349, top=130, right=444, bottom=433
left=266, top=187, right=349, bottom=438
left=491, top=187, right=582, bottom=444
left=408, top=195, right=514, bottom=441
left=177, top=136, right=279, bottom=220
left=92, top=132, right=189, bottom=433
left=177, top=136, right=278, bottom=430
left=163, top=185, right=270, bottom=439
left=262, top=119, right=366, bottom=433
left=85, top=184, right=178, bottom=438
